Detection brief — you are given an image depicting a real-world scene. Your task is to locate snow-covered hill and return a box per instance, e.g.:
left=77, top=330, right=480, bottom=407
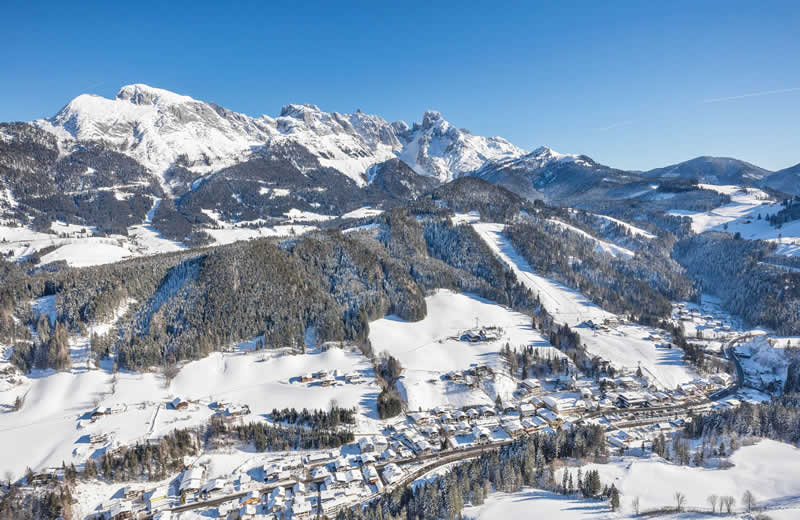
left=644, top=156, right=771, bottom=185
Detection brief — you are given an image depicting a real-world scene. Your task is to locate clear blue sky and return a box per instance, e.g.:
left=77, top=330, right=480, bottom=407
left=3, top=1, right=800, bottom=171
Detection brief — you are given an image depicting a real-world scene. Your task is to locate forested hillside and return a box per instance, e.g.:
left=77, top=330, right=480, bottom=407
left=672, top=232, right=800, bottom=335
left=506, top=216, right=695, bottom=324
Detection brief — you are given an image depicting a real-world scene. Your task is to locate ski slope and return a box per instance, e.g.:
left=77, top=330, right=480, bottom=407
left=472, top=223, right=613, bottom=326
left=548, top=218, right=635, bottom=258
left=473, top=223, right=695, bottom=389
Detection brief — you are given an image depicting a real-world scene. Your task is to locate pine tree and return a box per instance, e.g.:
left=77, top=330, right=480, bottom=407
left=610, top=484, right=620, bottom=511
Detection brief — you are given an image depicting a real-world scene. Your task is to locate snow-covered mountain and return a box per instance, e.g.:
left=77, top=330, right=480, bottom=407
left=763, top=162, right=800, bottom=195
left=474, top=146, right=643, bottom=201
left=33, top=84, right=526, bottom=191
left=643, top=156, right=771, bottom=185
left=395, top=110, right=526, bottom=182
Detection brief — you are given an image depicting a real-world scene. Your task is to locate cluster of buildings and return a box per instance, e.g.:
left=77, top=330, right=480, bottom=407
left=297, top=368, right=365, bottom=387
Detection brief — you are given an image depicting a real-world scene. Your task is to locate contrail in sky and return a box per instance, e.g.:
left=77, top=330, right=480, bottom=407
left=702, top=87, right=800, bottom=104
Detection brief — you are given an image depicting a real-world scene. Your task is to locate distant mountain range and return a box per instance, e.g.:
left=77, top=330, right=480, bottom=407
left=1, top=83, right=797, bottom=240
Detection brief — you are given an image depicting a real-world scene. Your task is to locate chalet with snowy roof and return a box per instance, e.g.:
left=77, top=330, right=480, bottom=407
left=472, top=425, right=491, bottom=443
left=414, top=439, right=432, bottom=454
left=382, top=463, right=404, bottom=484
left=380, top=447, right=397, bottom=460
left=146, top=486, right=170, bottom=512
left=536, top=407, right=559, bottom=424
left=522, top=416, right=547, bottom=432
left=520, top=378, right=542, bottom=394
left=358, top=437, right=375, bottom=453
left=106, top=500, right=133, bottom=520
left=480, top=405, right=497, bottom=417
left=519, top=402, right=537, bottom=417
left=617, top=391, right=648, bottom=408
left=169, top=397, right=188, bottom=410
left=361, top=464, right=379, bottom=483
left=360, top=453, right=376, bottom=465
left=179, top=467, right=204, bottom=493
left=503, top=419, right=524, bottom=437
left=712, top=373, right=733, bottom=386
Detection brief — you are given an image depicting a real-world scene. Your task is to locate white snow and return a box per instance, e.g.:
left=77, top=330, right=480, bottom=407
left=473, top=223, right=613, bottom=326
left=203, top=224, right=316, bottom=245
left=450, top=211, right=482, bottom=225
left=39, top=242, right=132, bottom=267
left=579, top=324, right=695, bottom=389
left=592, top=214, right=656, bottom=239
left=587, top=440, right=800, bottom=513
left=463, top=488, right=613, bottom=519
left=396, top=110, right=526, bottom=182
left=284, top=208, right=336, bottom=222
left=667, top=185, right=800, bottom=256
left=341, top=207, right=384, bottom=219
left=0, top=344, right=378, bottom=479
left=369, top=290, right=555, bottom=410
left=548, top=218, right=635, bottom=258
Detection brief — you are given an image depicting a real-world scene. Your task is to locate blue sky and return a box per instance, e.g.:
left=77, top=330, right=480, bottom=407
left=3, top=1, right=800, bottom=171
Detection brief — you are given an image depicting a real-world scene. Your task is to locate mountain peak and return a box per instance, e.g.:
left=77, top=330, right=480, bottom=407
left=279, top=103, right=322, bottom=118
left=420, top=110, right=447, bottom=129
left=115, top=84, right=194, bottom=105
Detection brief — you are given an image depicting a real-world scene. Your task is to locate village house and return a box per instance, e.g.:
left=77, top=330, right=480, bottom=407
left=472, top=425, right=491, bottom=444
left=520, top=378, right=542, bottom=395
left=382, top=463, right=404, bottom=484
left=617, top=391, right=649, bottom=408
left=519, top=402, right=537, bottom=417
left=145, top=486, right=170, bottom=512
left=361, top=464, right=379, bottom=484
left=536, top=407, right=559, bottom=424
left=169, top=397, right=189, bottom=410
left=178, top=466, right=204, bottom=494
left=358, top=437, right=375, bottom=453
left=106, top=500, right=133, bottom=520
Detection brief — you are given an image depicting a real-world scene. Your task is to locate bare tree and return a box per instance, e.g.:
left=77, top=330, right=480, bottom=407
left=707, top=494, right=718, bottom=513
left=162, top=363, right=179, bottom=388
left=721, top=495, right=736, bottom=514
left=674, top=491, right=686, bottom=512
left=632, top=496, right=640, bottom=516
left=742, top=490, right=756, bottom=512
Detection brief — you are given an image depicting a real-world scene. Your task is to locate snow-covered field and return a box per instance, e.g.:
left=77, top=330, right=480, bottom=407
left=463, top=488, right=614, bottom=519
left=586, top=440, right=800, bottom=513
left=473, top=223, right=695, bottom=388
left=667, top=185, right=800, bottom=256
left=0, top=342, right=378, bottom=479
left=579, top=325, right=695, bottom=389
left=369, top=290, right=555, bottom=410
left=39, top=242, right=132, bottom=267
